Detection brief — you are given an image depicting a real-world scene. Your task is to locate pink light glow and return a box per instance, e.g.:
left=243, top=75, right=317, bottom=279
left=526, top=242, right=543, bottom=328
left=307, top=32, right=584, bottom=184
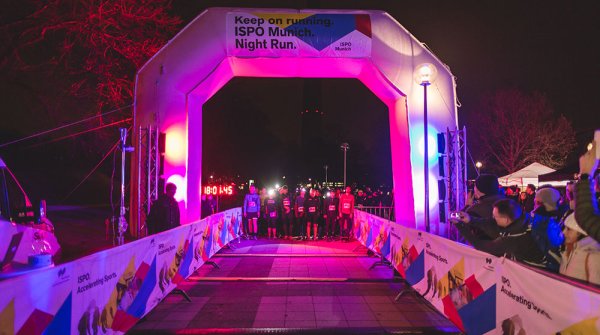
left=164, top=126, right=186, bottom=165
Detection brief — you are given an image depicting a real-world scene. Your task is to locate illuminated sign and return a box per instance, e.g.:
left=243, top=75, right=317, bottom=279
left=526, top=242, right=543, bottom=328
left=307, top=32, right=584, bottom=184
left=203, top=184, right=234, bottom=196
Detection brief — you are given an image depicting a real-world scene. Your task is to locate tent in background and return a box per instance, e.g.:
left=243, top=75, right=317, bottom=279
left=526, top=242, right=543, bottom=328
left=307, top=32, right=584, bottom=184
left=499, top=162, right=556, bottom=188
left=538, top=163, right=579, bottom=187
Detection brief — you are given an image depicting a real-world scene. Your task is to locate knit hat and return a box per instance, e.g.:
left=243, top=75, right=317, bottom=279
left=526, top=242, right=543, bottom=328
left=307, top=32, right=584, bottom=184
left=564, top=213, right=587, bottom=236
left=475, top=174, right=499, bottom=195
left=534, top=187, right=561, bottom=211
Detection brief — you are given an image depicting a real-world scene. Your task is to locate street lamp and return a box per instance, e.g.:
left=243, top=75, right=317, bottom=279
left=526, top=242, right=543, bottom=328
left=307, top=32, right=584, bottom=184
left=414, top=63, right=438, bottom=233
left=324, top=165, right=329, bottom=185
left=475, top=161, right=483, bottom=175
left=340, top=143, right=350, bottom=186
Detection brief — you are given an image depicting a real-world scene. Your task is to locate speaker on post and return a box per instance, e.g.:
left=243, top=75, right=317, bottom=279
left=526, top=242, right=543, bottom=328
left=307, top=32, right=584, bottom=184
left=158, top=132, right=166, bottom=154
left=158, top=177, right=165, bottom=196
left=437, top=133, right=446, bottom=154
left=439, top=201, right=447, bottom=223
left=438, top=156, right=445, bottom=177
left=438, top=179, right=446, bottom=201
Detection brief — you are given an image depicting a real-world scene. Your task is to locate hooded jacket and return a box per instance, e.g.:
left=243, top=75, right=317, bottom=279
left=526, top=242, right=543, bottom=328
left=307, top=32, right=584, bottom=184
left=529, top=206, right=564, bottom=271
left=560, top=236, right=600, bottom=285
left=456, top=215, right=546, bottom=267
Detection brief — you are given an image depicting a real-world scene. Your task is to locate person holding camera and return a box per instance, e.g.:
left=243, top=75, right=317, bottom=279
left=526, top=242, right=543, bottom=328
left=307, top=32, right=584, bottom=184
left=462, top=174, right=505, bottom=240
left=450, top=199, right=547, bottom=268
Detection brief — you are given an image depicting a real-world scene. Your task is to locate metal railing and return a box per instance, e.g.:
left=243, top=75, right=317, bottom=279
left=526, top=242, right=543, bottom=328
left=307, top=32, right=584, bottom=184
left=356, top=206, right=395, bottom=221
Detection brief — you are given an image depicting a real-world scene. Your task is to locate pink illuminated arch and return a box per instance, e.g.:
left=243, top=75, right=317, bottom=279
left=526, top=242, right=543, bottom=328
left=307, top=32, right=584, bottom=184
left=132, top=8, right=458, bottom=234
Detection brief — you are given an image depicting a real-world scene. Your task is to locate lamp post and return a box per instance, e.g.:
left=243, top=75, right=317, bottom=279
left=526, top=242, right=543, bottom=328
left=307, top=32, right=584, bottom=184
left=118, top=128, right=134, bottom=246
left=340, top=143, right=350, bottom=186
left=475, top=161, right=483, bottom=175
left=414, top=63, right=438, bottom=233
left=324, top=165, right=329, bottom=185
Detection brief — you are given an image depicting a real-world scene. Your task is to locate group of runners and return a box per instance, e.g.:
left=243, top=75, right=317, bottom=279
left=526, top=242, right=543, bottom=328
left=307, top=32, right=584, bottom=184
left=242, top=185, right=356, bottom=241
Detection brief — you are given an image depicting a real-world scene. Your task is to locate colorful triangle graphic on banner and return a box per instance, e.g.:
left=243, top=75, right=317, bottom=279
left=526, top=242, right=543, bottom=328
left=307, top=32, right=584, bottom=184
left=405, top=250, right=425, bottom=285
left=126, top=257, right=157, bottom=318
left=559, top=317, right=600, bottom=335
left=17, top=309, right=53, bottom=335
left=42, top=293, right=71, bottom=335
left=457, top=284, right=496, bottom=335
left=0, top=299, right=15, bottom=335
left=284, top=14, right=358, bottom=51
left=178, top=235, right=195, bottom=280
left=202, top=224, right=213, bottom=262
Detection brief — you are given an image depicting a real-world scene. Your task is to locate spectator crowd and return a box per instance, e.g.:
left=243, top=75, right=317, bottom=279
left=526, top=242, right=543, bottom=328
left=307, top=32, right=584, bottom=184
left=451, top=141, right=600, bottom=286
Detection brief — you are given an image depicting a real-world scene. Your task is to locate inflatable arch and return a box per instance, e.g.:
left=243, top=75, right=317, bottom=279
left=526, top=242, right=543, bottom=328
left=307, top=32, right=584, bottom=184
left=132, top=7, right=459, bottom=233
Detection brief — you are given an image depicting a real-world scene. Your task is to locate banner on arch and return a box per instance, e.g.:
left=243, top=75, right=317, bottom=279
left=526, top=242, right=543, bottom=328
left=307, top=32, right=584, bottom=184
left=226, top=12, right=372, bottom=58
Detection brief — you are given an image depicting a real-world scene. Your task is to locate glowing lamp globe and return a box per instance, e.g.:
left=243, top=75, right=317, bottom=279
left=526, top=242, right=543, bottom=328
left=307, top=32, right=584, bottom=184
left=166, top=174, right=186, bottom=202
left=414, top=63, right=438, bottom=85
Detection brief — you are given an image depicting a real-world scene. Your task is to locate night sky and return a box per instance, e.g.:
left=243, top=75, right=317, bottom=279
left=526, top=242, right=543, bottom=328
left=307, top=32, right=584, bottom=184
left=193, top=0, right=600, bottom=188
left=1, top=0, right=599, bottom=204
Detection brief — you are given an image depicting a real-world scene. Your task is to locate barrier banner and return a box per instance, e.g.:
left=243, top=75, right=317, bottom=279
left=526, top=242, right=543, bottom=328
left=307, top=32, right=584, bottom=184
left=389, top=224, right=425, bottom=286
left=413, top=233, right=497, bottom=335
left=71, top=238, right=158, bottom=334
left=0, top=207, right=242, bottom=335
left=353, top=210, right=391, bottom=259
left=154, top=224, right=195, bottom=302
left=356, top=210, right=600, bottom=335
left=226, top=12, right=372, bottom=58
left=0, top=264, right=73, bottom=334
left=492, top=260, right=600, bottom=335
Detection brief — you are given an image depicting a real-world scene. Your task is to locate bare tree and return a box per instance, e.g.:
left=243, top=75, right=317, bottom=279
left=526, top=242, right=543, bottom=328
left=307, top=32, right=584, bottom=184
left=468, top=89, right=576, bottom=174
left=0, top=0, right=181, bottom=153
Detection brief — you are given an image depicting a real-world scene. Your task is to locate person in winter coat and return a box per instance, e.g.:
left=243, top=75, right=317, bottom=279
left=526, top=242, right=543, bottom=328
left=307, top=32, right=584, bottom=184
left=463, top=174, right=505, bottom=240
left=529, top=187, right=564, bottom=271
left=560, top=194, right=600, bottom=285
left=451, top=199, right=547, bottom=267
left=575, top=140, right=600, bottom=242
left=147, top=183, right=180, bottom=234
left=523, top=184, right=537, bottom=214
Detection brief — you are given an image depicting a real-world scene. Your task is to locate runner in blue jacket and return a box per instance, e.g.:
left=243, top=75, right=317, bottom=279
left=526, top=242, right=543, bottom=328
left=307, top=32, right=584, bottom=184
left=243, top=185, right=261, bottom=240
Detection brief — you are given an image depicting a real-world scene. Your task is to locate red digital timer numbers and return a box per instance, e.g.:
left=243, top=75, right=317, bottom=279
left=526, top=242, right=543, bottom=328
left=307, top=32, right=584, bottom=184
left=203, top=185, right=234, bottom=196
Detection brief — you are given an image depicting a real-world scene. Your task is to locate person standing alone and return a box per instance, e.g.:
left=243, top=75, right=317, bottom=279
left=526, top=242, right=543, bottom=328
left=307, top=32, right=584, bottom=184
left=147, top=183, right=180, bottom=234
left=243, top=185, right=261, bottom=240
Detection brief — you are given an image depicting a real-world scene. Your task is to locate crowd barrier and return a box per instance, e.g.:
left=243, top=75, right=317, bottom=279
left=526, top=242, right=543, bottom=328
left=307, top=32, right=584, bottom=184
left=353, top=209, right=600, bottom=334
left=0, top=207, right=242, bottom=335
left=3, top=208, right=599, bottom=334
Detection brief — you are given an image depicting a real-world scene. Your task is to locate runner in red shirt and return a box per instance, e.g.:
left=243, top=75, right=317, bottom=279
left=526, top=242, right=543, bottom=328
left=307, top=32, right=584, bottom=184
left=338, top=186, right=355, bottom=241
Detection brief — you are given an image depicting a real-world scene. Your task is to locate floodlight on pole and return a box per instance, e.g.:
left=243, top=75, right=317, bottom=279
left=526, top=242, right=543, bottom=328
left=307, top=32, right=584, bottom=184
left=475, top=161, right=483, bottom=175
left=414, top=63, right=438, bottom=233
left=340, top=143, right=350, bottom=186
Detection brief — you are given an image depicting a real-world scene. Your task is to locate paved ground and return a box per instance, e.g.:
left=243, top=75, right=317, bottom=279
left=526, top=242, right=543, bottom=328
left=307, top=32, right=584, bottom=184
left=129, top=238, right=461, bottom=334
